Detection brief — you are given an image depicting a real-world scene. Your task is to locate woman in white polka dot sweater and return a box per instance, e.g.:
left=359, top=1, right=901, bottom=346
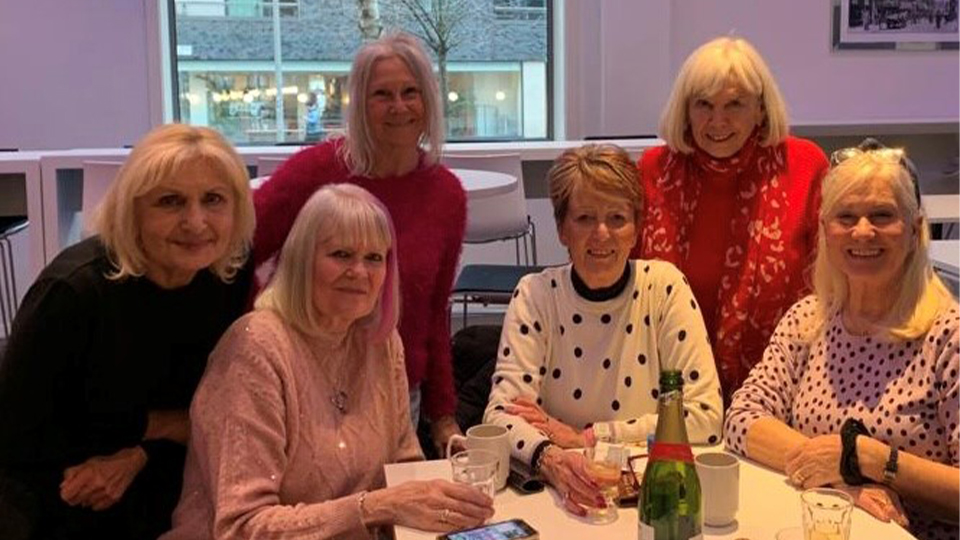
left=724, top=143, right=959, bottom=540
left=484, top=144, right=723, bottom=517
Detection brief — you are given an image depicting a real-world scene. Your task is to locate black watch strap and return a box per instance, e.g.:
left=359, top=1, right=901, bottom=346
left=840, top=418, right=869, bottom=485
left=882, top=447, right=899, bottom=485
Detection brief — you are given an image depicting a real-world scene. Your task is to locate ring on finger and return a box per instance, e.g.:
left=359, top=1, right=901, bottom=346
left=439, top=508, right=450, bottom=523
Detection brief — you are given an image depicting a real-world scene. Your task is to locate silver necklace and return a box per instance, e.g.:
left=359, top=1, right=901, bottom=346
left=331, top=387, right=348, bottom=414
left=328, top=338, right=350, bottom=415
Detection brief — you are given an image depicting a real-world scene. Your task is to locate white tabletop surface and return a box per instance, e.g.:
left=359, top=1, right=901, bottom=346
left=385, top=448, right=916, bottom=540
left=248, top=169, right=516, bottom=199
left=924, top=194, right=959, bottom=224
left=931, top=239, right=959, bottom=276
left=451, top=168, right=518, bottom=199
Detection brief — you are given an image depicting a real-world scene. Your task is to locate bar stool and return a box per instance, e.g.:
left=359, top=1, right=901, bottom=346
left=0, top=216, right=27, bottom=336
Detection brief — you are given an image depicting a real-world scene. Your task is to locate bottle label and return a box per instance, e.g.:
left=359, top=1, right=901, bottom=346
left=649, top=442, right=694, bottom=464
left=638, top=521, right=702, bottom=540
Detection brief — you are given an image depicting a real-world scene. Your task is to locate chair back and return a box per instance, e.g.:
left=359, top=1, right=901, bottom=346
left=441, top=153, right=529, bottom=243
left=82, top=161, right=124, bottom=237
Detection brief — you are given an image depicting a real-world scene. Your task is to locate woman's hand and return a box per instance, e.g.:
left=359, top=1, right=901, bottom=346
left=539, top=446, right=605, bottom=517
left=507, top=398, right=584, bottom=448
left=784, top=434, right=843, bottom=488
left=837, top=483, right=910, bottom=528
left=430, top=415, right=463, bottom=457
left=365, top=479, right=494, bottom=532
left=59, top=446, right=147, bottom=511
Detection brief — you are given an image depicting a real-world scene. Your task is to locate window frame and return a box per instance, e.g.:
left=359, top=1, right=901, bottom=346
left=163, top=0, right=554, bottom=145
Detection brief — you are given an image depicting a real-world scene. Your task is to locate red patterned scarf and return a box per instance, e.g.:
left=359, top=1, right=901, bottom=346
left=641, top=131, right=798, bottom=396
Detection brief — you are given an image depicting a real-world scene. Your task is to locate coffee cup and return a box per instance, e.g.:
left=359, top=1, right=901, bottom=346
left=695, top=451, right=740, bottom=527
left=447, top=424, right=510, bottom=491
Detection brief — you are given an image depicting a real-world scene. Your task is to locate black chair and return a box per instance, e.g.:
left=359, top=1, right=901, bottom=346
left=0, top=217, right=28, bottom=337
left=451, top=264, right=545, bottom=328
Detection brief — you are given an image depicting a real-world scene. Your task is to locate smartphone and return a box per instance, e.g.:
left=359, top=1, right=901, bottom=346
left=436, top=518, right=538, bottom=540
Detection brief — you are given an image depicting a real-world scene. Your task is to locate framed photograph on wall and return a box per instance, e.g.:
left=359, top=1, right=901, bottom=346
left=833, top=0, right=959, bottom=50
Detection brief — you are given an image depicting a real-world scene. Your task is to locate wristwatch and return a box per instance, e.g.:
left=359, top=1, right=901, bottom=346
left=882, top=446, right=899, bottom=485
left=840, top=418, right=869, bottom=485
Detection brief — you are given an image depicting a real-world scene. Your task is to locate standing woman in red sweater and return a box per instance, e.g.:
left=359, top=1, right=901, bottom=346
left=253, top=32, right=466, bottom=454
left=634, top=36, right=829, bottom=400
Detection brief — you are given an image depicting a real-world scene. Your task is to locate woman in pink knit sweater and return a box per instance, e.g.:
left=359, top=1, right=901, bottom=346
left=162, top=185, right=492, bottom=539
left=253, top=32, right=466, bottom=456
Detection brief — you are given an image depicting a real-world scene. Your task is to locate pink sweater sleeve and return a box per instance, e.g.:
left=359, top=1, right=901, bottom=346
left=390, top=331, right=426, bottom=463
left=187, top=320, right=373, bottom=539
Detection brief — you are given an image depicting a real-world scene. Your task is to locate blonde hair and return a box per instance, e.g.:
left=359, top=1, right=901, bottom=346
left=811, top=150, right=954, bottom=340
left=94, top=123, right=254, bottom=282
left=339, top=32, right=444, bottom=176
left=660, top=36, right=789, bottom=154
left=547, top=144, right=642, bottom=228
left=255, top=183, right=399, bottom=341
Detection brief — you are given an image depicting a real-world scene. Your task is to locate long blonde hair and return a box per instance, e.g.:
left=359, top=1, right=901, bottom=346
left=255, top=184, right=400, bottom=341
left=338, top=32, right=444, bottom=176
left=811, top=150, right=954, bottom=340
left=94, top=124, right=254, bottom=282
left=659, top=36, right=789, bottom=154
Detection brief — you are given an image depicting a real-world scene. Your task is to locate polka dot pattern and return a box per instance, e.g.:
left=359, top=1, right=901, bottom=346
left=485, top=261, right=722, bottom=475
left=725, top=298, right=960, bottom=540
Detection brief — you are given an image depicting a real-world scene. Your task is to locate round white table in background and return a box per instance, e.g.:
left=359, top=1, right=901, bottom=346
left=250, top=170, right=516, bottom=199
left=451, top=168, right=518, bottom=199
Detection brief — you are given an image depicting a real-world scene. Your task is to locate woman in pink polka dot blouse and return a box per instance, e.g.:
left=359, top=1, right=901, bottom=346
left=724, top=142, right=959, bottom=540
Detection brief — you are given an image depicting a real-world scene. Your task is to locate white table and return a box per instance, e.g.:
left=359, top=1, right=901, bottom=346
left=931, top=239, right=959, bottom=282
left=923, top=194, right=959, bottom=225
left=385, top=450, right=916, bottom=540
left=0, top=151, right=46, bottom=284
left=249, top=170, right=517, bottom=200
left=451, top=168, right=518, bottom=199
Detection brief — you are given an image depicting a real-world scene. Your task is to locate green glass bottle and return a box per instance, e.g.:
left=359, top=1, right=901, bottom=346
left=638, top=370, right=702, bottom=540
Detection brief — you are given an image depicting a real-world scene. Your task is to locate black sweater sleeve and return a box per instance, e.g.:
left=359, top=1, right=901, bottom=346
left=0, top=277, right=92, bottom=467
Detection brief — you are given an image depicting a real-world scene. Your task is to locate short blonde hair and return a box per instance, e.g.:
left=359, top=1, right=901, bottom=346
left=94, top=123, right=254, bottom=282
left=547, top=144, right=642, bottom=227
left=339, top=32, right=444, bottom=176
left=811, top=150, right=954, bottom=340
left=255, top=183, right=400, bottom=341
left=660, top=36, right=789, bottom=154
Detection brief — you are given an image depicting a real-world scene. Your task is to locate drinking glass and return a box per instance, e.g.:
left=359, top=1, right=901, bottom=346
left=584, top=442, right=624, bottom=524
left=450, top=449, right=498, bottom=499
left=801, top=488, right=854, bottom=540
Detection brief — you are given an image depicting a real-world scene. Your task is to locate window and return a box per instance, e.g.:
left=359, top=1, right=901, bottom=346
left=175, top=0, right=300, bottom=19
left=492, top=0, right=546, bottom=20
left=169, top=0, right=551, bottom=144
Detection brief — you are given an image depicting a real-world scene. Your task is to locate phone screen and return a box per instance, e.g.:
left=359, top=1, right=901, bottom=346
left=443, top=519, right=535, bottom=540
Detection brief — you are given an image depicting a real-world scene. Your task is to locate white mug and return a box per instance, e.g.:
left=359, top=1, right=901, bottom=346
left=695, top=452, right=740, bottom=527
left=447, top=424, right=510, bottom=491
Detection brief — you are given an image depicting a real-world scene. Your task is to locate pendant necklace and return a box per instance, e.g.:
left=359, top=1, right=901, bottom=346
left=329, top=337, right=350, bottom=415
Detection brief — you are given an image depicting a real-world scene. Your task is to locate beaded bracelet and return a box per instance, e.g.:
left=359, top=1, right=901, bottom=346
left=357, top=490, right=370, bottom=526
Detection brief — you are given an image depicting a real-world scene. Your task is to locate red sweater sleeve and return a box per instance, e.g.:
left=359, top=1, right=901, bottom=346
left=421, top=175, right=466, bottom=419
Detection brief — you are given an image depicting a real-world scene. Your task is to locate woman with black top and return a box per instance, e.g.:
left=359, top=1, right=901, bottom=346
left=0, top=124, right=255, bottom=540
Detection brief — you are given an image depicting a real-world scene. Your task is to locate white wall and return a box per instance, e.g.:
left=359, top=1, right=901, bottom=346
left=564, top=0, right=959, bottom=139
left=0, top=1, right=956, bottom=149
left=0, top=0, right=161, bottom=150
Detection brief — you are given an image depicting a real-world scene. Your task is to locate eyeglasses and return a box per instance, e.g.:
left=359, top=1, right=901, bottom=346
left=829, top=139, right=922, bottom=206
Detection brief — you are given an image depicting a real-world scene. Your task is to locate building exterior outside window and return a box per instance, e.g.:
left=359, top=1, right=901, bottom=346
left=171, top=0, right=550, bottom=144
